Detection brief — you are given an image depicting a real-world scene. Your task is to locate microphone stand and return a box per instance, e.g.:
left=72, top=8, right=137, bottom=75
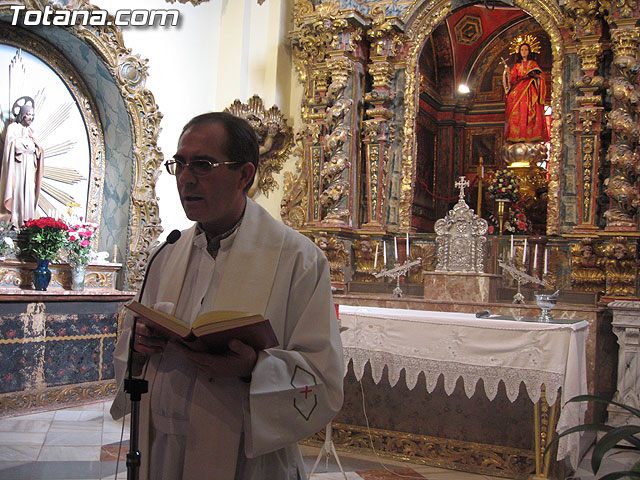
left=124, top=230, right=181, bottom=480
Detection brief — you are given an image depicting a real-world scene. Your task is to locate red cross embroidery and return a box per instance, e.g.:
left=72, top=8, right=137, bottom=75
left=300, top=385, right=313, bottom=399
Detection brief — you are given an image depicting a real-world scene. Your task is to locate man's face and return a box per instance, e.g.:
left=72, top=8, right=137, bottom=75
left=20, top=106, right=34, bottom=126
left=175, top=122, right=254, bottom=236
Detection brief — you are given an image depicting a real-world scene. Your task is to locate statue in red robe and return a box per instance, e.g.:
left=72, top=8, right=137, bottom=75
left=503, top=43, right=549, bottom=143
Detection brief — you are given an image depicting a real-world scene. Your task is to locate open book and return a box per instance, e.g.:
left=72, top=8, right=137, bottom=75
left=125, top=301, right=279, bottom=353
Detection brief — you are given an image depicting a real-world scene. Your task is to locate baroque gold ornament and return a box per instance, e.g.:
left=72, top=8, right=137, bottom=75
left=225, top=95, right=293, bottom=198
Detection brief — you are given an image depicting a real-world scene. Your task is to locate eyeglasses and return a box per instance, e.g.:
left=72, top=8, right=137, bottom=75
left=164, top=159, right=240, bottom=176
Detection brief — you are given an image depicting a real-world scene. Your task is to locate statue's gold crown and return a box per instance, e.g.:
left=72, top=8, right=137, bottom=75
left=509, top=34, right=541, bottom=56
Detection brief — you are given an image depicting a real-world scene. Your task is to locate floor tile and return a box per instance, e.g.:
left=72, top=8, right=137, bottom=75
left=38, top=445, right=101, bottom=462
left=0, top=461, right=35, bottom=480
left=0, top=444, right=42, bottom=461
left=30, top=460, right=101, bottom=479
left=44, top=431, right=103, bottom=446
left=0, top=431, right=47, bottom=445
left=0, top=419, right=52, bottom=433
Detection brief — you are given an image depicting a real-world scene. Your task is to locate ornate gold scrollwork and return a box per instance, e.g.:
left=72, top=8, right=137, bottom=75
left=577, top=42, right=604, bottom=72
left=565, top=0, right=608, bottom=35
left=570, top=239, right=605, bottom=292
left=604, top=236, right=637, bottom=296
left=281, top=132, right=309, bottom=229
left=302, top=422, right=535, bottom=478
left=225, top=95, right=293, bottom=198
left=314, top=232, right=349, bottom=284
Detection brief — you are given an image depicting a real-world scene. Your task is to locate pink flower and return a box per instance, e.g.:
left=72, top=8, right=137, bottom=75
left=80, top=239, right=90, bottom=247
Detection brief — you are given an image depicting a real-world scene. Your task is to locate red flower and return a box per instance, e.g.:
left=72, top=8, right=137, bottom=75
left=517, top=221, right=527, bottom=230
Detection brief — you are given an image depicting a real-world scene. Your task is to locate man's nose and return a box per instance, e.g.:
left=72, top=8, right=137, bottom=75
left=176, top=165, right=197, bottom=184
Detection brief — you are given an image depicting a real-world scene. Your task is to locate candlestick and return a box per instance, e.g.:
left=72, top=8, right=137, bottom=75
left=544, top=248, right=548, bottom=275
left=523, top=238, right=528, bottom=263
left=406, top=232, right=410, bottom=259
left=510, top=235, right=514, bottom=260
left=374, top=243, right=379, bottom=270
left=383, top=241, right=387, bottom=266
left=394, top=237, right=398, bottom=262
left=533, top=244, right=538, bottom=269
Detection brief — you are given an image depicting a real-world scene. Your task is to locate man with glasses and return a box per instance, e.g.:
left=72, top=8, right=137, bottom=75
left=111, top=112, right=344, bottom=480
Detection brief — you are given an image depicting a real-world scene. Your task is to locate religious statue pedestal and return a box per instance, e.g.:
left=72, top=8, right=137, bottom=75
left=423, top=271, right=501, bottom=304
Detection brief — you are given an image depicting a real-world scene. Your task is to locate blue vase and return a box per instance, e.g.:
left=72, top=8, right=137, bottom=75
left=33, top=259, right=52, bottom=291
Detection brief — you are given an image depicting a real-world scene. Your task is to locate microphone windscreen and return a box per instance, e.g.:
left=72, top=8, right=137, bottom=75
left=166, top=229, right=182, bottom=244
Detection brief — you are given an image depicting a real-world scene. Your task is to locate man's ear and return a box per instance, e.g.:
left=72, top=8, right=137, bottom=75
left=239, top=162, right=257, bottom=191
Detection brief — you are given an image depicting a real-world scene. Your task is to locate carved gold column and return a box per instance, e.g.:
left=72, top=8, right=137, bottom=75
left=290, top=1, right=364, bottom=228
left=604, top=11, right=640, bottom=230
left=361, top=6, right=403, bottom=231
left=566, top=0, right=607, bottom=233
left=572, top=45, right=604, bottom=233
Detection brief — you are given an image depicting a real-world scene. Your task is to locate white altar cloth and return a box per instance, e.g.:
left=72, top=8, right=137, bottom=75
left=338, top=305, right=589, bottom=468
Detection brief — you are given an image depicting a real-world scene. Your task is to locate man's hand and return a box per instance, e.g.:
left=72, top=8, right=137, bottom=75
left=177, top=339, right=258, bottom=379
left=132, top=318, right=167, bottom=355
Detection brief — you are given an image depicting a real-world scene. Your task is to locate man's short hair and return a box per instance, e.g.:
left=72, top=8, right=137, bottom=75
left=180, top=112, right=259, bottom=171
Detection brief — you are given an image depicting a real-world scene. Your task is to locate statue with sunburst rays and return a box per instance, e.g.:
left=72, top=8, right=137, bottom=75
left=0, top=48, right=86, bottom=227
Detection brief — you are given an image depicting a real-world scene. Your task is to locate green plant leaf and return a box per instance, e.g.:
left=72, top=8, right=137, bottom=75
left=593, top=426, right=640, bottom=472
left=598, top=472, right=640, bottom=480
left=566, top=395, right=640, bottom=419
left=545, top=423, right=614, bottom=455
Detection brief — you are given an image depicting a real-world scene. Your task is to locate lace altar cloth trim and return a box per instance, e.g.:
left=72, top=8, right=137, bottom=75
left=343, top=346, right=563, bottom=405
left=338, top=306, right=589, bottom=467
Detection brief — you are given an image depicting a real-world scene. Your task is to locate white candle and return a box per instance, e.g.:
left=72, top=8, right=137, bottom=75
left=383, top=241, right=387, bottom=266
left=523, top=238, right=528, bottom=263
left=374, top=243, right=379, bottom=270
left=394, top=237, right=398, bottom=261
left=406, top=232, right=410, bottom=258
left=544, top=248, right=548, bottom=275
left=533, top=244, right=538, bottom=269
left=510, top=235, right=514, bottom=259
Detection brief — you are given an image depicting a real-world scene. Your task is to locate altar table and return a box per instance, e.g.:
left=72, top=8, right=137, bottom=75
left=338, top=305, right=589, bottom=477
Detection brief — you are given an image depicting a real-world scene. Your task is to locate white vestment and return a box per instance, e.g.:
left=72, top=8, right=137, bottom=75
left=0, top=122, right=44, bottom=226
left=111, top=199, right=344, bottom=479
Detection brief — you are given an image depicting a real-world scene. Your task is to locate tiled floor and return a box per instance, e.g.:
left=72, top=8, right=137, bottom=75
left=0, top=400, right=634, bottom=479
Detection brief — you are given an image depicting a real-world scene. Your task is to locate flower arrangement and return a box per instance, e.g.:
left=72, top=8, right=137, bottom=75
left=65, top=219, right=98, bottom=268
left=504, top=206, right=533, bottom=234
left=21, top=217, right=69, bottom=261
left=488, top=168, right=520, bottom=202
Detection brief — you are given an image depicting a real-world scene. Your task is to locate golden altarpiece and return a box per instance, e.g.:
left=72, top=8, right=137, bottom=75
left=281, top=0, right=639, bottom=478
left=0, top=0, right=637, bottom=478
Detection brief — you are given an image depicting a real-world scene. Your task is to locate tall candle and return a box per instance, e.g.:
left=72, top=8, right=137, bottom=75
left=406, top=232, right=410, bottom=258
left=113, top=244, right=118, bottom=262
left=510, top=235, right=514, bottom=259
left=533, top=244, right=538, bottom=269
left=374, top=243, right=379, bottom=270
left=394, top=237, right=398, bottom=261
left=544, top=248, right=548, bottom=275
left=523, top=238, right=528, bottom=263
left=383, top=241, right=387, bottom=266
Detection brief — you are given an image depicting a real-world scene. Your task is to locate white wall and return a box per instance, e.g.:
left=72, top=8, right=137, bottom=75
left=101, top=0, right=296, bottom=241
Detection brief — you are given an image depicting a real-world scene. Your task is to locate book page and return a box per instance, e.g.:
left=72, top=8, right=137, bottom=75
left=191, top=310, right=259, bottom=330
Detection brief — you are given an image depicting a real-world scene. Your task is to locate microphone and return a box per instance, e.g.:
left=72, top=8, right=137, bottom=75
left=126, top=229, right=181, bottom=381
left=123, top=228, right=181, bottom=480
left=137, top=229, right=182, bottom=303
